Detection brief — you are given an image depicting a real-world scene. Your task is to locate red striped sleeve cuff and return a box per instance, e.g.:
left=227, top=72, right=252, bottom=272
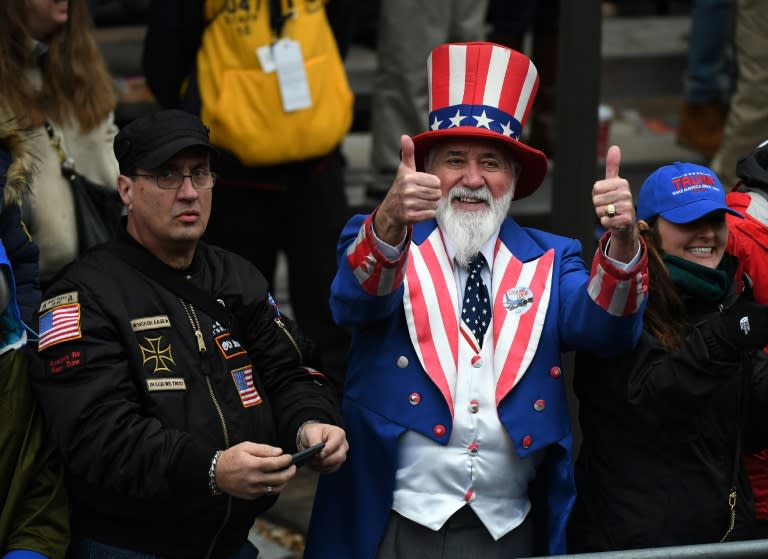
left=345, top=211, right=412, bottom=296
left=588, top=233, right=649, bottom=316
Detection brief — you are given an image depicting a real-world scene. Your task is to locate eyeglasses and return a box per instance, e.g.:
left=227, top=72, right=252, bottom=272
left=133, top=169, right=217, bottom=190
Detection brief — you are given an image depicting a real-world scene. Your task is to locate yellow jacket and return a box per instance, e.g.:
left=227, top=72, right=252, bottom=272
left=196, top=0, right=354, bottom=165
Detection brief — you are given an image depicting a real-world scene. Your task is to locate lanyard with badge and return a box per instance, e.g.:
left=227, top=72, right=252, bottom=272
left=256, top=0, right=312, bottom=112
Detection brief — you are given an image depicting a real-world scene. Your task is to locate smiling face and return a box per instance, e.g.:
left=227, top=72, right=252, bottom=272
left=429, top=139, right=519, bottom=267
left=25, top=0, right=69, bottom=40
left=429, top=139, right=518, bottom=209
left=118, top=148, right=212, bottom=269
left=656, top=212, right=728, bottom=269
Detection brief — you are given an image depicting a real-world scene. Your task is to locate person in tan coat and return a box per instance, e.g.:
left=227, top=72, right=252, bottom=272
left=0, top=0, right=119, bottom=284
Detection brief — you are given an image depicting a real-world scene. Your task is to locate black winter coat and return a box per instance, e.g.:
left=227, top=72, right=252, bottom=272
left=31, top=234, right=342, bottom=558
left=569, top=283, right=768, bottom=552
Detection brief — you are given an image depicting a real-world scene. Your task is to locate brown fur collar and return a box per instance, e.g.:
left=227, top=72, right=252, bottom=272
left=0, top=119, right=35, bottom=207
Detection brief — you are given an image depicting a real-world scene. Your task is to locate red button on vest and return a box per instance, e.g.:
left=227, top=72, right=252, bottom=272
left=433, top=424, right=446, bottom=438
left=408, top=392, right=421, bottom=405
left=534, top=399, right=545, bottom=411
left=550, top=366, right=561, bottom=379
left=522, top=435, right=533, bottom=449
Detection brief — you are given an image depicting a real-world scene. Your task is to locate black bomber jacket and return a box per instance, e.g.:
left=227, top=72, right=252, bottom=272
left=31, top=233, right=342, bottom=558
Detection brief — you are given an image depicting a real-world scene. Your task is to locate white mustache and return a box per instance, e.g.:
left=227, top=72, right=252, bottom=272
left=448, top=186, right=491, bottom=204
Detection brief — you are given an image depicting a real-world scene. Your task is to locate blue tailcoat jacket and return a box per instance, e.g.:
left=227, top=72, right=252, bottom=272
left=306, top=213, right=648, bottom=558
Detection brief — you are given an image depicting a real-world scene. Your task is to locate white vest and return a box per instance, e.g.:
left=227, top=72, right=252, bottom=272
left=392, top=235, right=544, bottom=540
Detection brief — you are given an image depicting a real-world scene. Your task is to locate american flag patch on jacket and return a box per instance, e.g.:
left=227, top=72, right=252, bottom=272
left=231, top=366, right=262, bottom=408
left=38, top=303, right=82, bottom=350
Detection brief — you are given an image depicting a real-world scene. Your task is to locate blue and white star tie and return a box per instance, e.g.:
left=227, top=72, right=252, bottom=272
left=462, top=253, right=491, bottom=347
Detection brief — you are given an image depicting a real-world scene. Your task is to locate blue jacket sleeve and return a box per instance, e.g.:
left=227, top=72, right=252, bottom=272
left=0, top=147, right=40, bottom=327
left=4, top=549, right=49, bottom=559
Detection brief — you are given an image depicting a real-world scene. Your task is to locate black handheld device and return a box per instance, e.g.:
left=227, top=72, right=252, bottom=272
left=290, top=442, right=326, bottom=467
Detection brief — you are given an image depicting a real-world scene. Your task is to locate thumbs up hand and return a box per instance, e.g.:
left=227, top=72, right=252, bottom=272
left=592, top=145, right=639, bottom=262
left=373, top=135, right=443, bottom=245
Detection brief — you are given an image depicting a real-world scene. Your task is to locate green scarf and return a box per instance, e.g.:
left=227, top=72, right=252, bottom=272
left=662, top=254, right=732, bottom=302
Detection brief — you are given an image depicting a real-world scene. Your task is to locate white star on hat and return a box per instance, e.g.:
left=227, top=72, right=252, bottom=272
left=448, top=109, right=466, bottom=128
left=474, top=110, right=493, bottom=129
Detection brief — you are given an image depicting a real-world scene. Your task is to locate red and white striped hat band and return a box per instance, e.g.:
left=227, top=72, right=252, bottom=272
left=412, top=42, right=549, bottom=200
left=427, top=43, right=539, bottom=140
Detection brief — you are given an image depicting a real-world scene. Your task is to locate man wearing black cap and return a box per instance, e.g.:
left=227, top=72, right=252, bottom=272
left=29, top=110, right=348, bottom=559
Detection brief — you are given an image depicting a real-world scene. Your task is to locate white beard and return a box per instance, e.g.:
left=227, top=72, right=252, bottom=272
left=436, top=185, right=514, bottom=269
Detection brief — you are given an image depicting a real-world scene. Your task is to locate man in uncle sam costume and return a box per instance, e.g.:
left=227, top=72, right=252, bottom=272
left=306, top=42, right=649, bottom=558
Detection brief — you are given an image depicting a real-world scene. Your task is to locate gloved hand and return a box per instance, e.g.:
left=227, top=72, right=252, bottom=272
left=716, top=295, right=768, bottom=351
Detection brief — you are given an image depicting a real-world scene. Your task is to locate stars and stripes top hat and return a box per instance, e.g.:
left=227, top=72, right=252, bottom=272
left=412, top=42, right=549, bottom=200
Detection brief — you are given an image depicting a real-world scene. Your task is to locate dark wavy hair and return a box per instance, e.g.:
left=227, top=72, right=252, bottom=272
left=639, top=221, right=688, bottom=351
left=0, top=0, right=116, bottom=131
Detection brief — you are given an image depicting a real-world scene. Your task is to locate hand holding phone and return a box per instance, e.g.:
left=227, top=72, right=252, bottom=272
left=290, top=442, right=325, bottom=467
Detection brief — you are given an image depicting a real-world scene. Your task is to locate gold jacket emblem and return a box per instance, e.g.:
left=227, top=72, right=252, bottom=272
left=139, top=336, right=176, bottom=374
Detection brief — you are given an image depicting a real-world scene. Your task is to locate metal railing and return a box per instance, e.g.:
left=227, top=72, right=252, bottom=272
left=522, top=539, right=768, bottom=559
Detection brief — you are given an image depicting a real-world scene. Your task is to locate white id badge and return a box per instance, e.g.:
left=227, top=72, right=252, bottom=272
left=256, top=45, right=276, bottom=73
left=273, top=38, right=312, bottom=112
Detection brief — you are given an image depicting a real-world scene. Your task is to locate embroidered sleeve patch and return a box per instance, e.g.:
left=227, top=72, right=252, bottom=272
left=231, top=366, right=263, bottom=408
left=47, top=350, right=82, bottom=374
left=146, top=378, right=187, bottom=392
left=215, top=332, right=247, bottom=360
left=39, top=290, right=79, bottom=313
left=38, top=303, right=82, bottom=351
left=131, top=315, right=171, bottom=332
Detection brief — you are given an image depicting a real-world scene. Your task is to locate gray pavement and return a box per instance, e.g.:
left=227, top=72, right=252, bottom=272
left=247, top=530, right=295, bottom=559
